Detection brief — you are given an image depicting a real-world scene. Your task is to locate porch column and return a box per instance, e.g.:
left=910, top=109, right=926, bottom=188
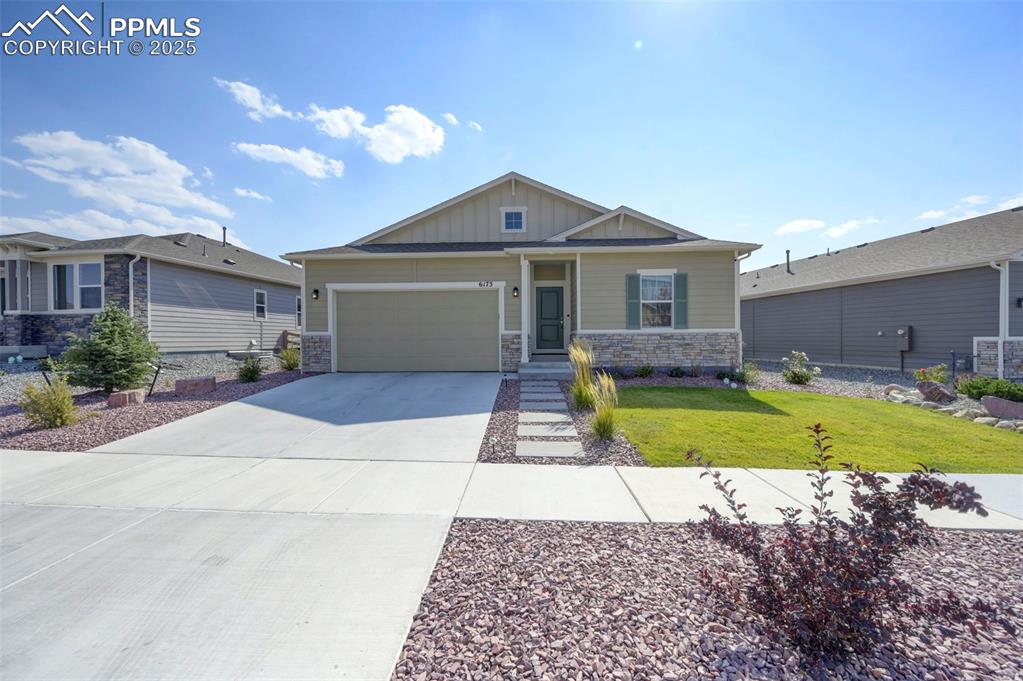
left=520, top=255, right=530, bottom=364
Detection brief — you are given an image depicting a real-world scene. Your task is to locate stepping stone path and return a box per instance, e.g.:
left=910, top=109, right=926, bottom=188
left=516, top=380, right=583, bottom=459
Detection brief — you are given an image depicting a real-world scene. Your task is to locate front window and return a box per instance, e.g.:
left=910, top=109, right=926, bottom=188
left=53, top=262, right=102, bottom=311
left=254, top=290, right=267, bottom=320
left=501, top=207, right=527, bottom=232
left=640, top=274, right=672, bottom=328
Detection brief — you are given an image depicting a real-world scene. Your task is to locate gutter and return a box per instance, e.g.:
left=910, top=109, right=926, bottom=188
left=989, top=260, right=1009, bottom=379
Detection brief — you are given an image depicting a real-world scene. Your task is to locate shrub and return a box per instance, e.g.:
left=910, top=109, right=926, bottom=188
left=19, top=377, right=78, bottom=429
left=956, top=375, right=1023, bottom=402
left=688, top=363, right=703, bottom=378
left=278, top=347, right=301, bottom=371
left=739, top=360, right=760, bottom=384
left=914, top=363, right=948, bottom=384
left=781, top=350, right=821, bottom=385
left=237, top=356, right=263, bottom=383
left=635, top=364, right=654, bottom=378
left=59, top=305, right=159, bottom=393
left=611, top=365, right=630, bottom=380
left=668, top=366, right=686, bottom=378
left=687, top=424, right=1010, bottom=658
left=591, top=371, right=618, bottom=440
left=568, top=338, right=595, bottom=409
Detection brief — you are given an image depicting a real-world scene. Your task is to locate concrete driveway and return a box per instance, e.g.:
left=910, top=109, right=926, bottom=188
left=93, top=372, right=502, bottom=461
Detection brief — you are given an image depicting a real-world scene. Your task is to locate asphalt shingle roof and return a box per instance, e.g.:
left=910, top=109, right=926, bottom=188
left=741, top=208, right=1023, bottom=298
left=286, top=237, right=757, bottom=257
left=2, top=231, right=301, bottom=285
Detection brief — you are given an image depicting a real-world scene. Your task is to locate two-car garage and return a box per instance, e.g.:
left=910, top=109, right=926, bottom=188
left=332, top=285, right=502, bottom=372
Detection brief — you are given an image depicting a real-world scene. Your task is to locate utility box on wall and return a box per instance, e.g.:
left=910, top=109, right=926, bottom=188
left=895, top=325, right=912, bottom=352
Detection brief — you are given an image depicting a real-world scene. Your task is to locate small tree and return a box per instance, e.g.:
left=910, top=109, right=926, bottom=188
left=19, top=376, right=78, bottom=429
left=59, top=305, right=159, bottom=393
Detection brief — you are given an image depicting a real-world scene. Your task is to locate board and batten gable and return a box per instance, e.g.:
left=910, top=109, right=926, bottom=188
left=303, top=256, right=521, bottom=333
left=148, top=260, right=298, bottom=353
left=741, top=266, right=1000, bottom=370
left=579, top=251, right=737, bottom=330
left=370, top=181, right=602, bottom=244
left=568, top=214, right=675, bottom=240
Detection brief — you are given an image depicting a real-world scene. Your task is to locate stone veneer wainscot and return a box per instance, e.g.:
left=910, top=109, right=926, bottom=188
left=575, top=331, right=740, bottom=370
left=301, top=334, right=332, bottom=372
left=501, top=333, right=521, bottom=373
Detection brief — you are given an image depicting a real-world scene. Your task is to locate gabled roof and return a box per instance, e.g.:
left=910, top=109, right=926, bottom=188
left=0, top=231, right=80, bottom=249
left=546, top=205, right=703, bottom=241
left=741, top=208, right=1023, bottom=299
left=350, top=171, right=610, bottom=246
left=13, top=231, right=301, bottom=286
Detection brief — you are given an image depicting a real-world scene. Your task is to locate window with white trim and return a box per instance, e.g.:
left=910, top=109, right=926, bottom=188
left=500, top=207, right=527, bottom=233
left=254, top=289, right=268, bottom=320
left=52, top=262, right=102, bottom=311
left=295, top=295, right=302, bottom=328
left=640, top=274, right=673, bottom=328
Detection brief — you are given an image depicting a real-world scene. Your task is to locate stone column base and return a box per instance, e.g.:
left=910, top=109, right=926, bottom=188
left=501, top=333, right=522, bottom=372
left=301, top=334, right=331, bottom=372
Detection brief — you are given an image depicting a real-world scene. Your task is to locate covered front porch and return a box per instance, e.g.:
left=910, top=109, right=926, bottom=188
left=515, top=255, right=577, bottom=374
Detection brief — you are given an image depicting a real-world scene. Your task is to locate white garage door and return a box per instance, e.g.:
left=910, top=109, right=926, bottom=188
left=336, top=289, right=500, bottom=372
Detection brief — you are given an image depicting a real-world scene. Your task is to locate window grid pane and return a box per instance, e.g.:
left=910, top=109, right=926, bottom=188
left=80, top=286, right=101, bottom=309
left=504, top=211, right=523, bottom=230
left=53, top=265, right=74, bottom=310
left=79, top=263, right=101, bottom=286
left=640, top=275, right=672, bottom=301
left=642, top=302, right=672, bottom=328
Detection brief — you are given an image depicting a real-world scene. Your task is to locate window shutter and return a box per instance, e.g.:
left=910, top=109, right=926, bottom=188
left=626, top=274, right=640, bottom=329
left=673, top=273, right=688, bottom=329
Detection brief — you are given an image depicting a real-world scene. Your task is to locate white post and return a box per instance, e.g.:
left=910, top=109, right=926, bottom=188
left=998, top=260, right=1009, bottom=378
left=520, top=255, right=530, bottom=364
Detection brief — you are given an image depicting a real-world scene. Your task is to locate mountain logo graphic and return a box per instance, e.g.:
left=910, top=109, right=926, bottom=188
left=2, top=4, right=95, bottom=37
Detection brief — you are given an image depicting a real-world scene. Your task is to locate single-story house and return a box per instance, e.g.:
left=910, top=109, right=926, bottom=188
left=0, top=229, right=302, bottom=357
left=740, top=208, right=1023, bottom=378
left=283, top=172, right=760, bottom=373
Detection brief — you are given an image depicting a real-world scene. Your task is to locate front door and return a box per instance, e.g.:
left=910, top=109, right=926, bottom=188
left=535, top=286, right=564, bottom=350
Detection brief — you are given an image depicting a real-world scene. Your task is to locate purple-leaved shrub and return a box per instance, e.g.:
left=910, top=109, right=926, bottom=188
left=687, top=424, right=1014, bottom=657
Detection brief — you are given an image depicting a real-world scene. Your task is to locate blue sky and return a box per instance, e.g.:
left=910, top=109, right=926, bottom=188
left=1, top=1, right=1020, bottom=270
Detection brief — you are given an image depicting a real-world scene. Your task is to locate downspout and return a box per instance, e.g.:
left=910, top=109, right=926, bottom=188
left=734, top=251, right=752, bottom=365
left=989, top=261, right=1008, bottom=378
left=127, top=254, right=142, bottom=320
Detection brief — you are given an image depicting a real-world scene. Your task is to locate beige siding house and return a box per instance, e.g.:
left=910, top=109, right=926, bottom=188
left=284, top=172, right=760, bottom=373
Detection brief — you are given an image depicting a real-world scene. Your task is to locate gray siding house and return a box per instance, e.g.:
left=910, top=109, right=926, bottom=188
left=740, top=208, right=1023, bottom=378
left=0, top=230, right=301, bottom=357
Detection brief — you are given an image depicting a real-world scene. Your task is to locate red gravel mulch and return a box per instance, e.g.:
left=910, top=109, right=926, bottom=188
left=393, top=519, right=1023, bottom=680
left=0, top=370, right=313, bottom=451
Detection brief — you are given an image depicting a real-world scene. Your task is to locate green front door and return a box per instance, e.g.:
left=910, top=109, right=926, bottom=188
left=535, top=286, right=564, bottom=350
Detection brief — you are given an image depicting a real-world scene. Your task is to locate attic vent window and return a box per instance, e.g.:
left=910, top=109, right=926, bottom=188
left=500, top=207, right=527, bottom=233
left=223, top=258, right=236, bottom=265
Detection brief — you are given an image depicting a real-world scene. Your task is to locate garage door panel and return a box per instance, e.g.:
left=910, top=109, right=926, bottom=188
left=337, top=290, right=499, bottom=372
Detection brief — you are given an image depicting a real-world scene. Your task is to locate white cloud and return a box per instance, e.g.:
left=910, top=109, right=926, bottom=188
left=234, top=143, right=344, bottom=179
left=234, top=187, right=272, bottom=202
left=997, top=194, right=1023, bottom=211
left=914, top=209, right=947, bottom=221
left=776, top=218, right=824, bottom=235
left=633, top=39, right=643, bottom=50
left=468, top=120, right=483, bottom=132
left=1, top=130, right=238, bottom=243
left=202, top=166, right=214, bottom=180
left=823, top=217, right=880, bottom=238
left=307, top=103, right=443, bottom=164
left=0, top=189, right=25, bottom=199
left=213, top=78, right=299, bottom=122
left=442, top=112, right=459, bottom=126
left=960, top=194, right=989, bottom=206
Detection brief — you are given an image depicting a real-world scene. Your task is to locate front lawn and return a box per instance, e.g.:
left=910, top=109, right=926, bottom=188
left=617, top=387, right=1022, bottom=473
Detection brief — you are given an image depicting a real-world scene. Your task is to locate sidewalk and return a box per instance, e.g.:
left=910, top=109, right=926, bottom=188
left=4, top=449, right=1021, bottom=529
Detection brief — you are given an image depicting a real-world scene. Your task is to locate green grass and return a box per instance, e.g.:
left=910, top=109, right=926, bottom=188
left=617, top=387, right=1023, bottom=473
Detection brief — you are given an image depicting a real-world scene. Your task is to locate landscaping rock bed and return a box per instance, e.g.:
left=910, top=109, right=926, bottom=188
left=0, top=369, right=309, bottom=451
left=0, top=355, right=287, bottom=404
left=476, top=379, right=645, bottom=466
left=750, top=361, right=917, bottom=400
left=393, top=519, right=1023, bottom=680
left=885, top=385, right=1022, bottom=434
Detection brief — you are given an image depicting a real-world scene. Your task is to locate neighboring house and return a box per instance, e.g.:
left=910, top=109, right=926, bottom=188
left=282, top=172, right=760, bottom=373
left=740, top=208, right=1023, bottom=378
left=0, top=230, right=302, bottom=357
